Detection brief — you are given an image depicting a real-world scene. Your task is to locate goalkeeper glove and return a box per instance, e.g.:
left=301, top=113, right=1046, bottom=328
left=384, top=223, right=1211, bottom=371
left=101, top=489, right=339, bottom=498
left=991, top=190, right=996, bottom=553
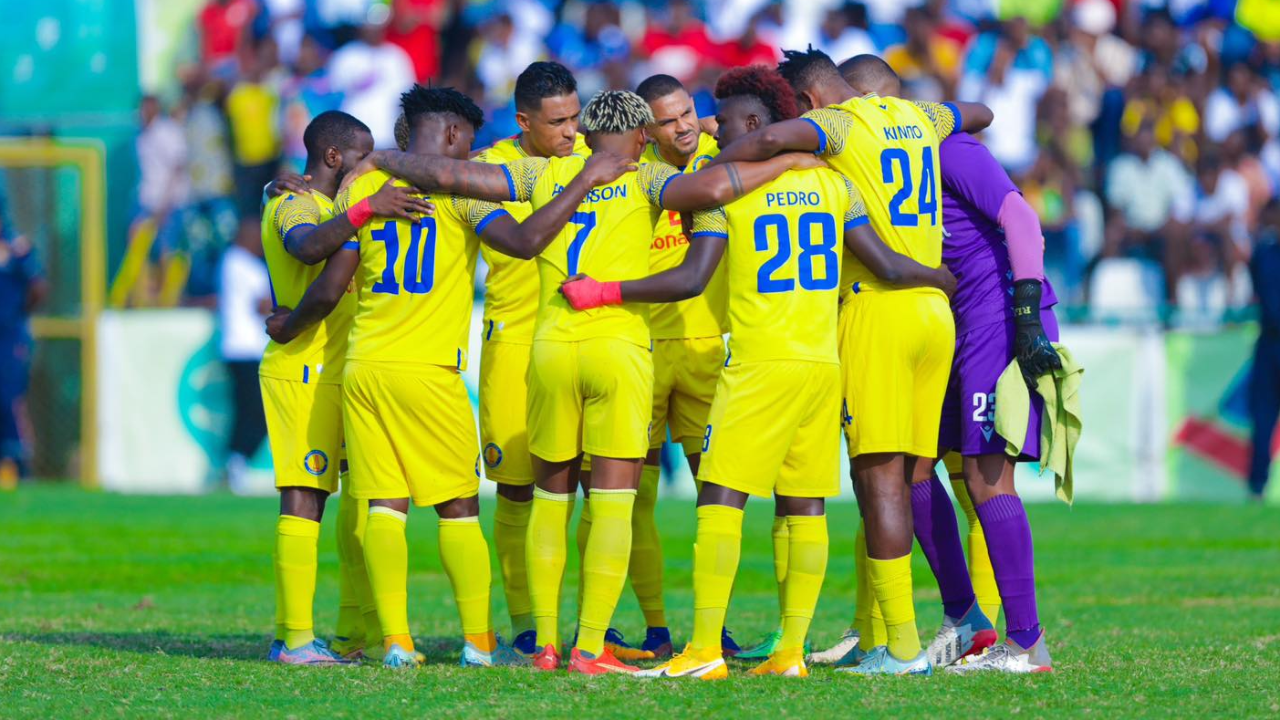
left=1012, top=279, right=1062, bottom=388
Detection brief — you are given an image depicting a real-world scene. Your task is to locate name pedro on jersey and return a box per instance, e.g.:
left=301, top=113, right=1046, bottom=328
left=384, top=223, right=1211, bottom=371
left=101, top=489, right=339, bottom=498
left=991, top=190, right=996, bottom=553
left=765, top=191, right=823, bottom=208
left=552, top=183, right=629, bottom=203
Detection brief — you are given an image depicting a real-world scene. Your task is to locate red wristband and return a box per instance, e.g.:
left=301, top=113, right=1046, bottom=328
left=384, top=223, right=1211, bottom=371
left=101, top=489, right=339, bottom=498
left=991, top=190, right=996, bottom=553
left=347, top=197, right=374, bottom=228
left=601, top=281, right=623, bottom=306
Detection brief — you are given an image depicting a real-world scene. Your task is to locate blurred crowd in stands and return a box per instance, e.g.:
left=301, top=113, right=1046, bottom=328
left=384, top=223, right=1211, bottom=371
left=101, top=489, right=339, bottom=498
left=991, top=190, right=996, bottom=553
left=131, top=0, right=1280, bottom=326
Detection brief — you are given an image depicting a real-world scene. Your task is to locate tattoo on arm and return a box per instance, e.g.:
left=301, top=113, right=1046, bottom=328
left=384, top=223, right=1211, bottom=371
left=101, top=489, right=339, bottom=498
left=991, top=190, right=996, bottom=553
left=377, top=152, right=512, bottom=202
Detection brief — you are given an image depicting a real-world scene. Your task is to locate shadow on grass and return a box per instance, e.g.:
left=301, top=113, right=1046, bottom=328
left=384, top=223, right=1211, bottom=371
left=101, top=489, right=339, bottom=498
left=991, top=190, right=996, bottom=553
left=1, top=632, right=466, bottom=664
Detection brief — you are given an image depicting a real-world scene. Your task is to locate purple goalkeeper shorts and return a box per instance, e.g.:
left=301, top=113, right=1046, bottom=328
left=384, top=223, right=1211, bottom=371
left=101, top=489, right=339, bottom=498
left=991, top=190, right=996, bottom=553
left=937, top=306, right=1060, bottom=460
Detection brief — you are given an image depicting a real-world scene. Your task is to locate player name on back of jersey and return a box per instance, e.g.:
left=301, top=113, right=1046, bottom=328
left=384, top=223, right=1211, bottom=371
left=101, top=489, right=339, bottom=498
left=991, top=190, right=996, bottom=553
left=551, top=182, right=629, bottom=203
left=883, top=123, right=926, bottom=141
left=765, top=190, right=825, bottom=208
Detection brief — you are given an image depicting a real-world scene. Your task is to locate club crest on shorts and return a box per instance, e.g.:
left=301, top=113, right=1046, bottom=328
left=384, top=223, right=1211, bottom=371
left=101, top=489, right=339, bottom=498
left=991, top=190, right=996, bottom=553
left=303, top=450, right=329, bottom=476
left=483, top=443, right=504, bottom=468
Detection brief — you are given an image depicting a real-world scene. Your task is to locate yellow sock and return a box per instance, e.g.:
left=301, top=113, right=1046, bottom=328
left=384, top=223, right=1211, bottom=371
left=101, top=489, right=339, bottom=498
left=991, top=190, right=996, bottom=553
left=952, top=477, right=1000, bottom=623
left=342, top=494, right=383, bottom=652
left=575, top=497, right=592, bottom=613
left=779, top=515, right=827, bottom=652
left=275, top=515, right=320, bottom=650
left=438, top=514, right=493, bottom=650
left=771, top=514, right=789, bottom=618
left=364, top=506, right=412, bottom=653
left=527, top=488, right=573, bottom=649
left=691, top=504, right=743, bottom=652
left=853, top=523, right=887, bottom=651
left=334, top=490, right=364, bottom=643
left=630, top=464, right=666, bottom=628
left=493, top=494, right=534, bottom=635
left=868, top=554, right=921, bottom=661
left=577, top=489, right=636, bottom=656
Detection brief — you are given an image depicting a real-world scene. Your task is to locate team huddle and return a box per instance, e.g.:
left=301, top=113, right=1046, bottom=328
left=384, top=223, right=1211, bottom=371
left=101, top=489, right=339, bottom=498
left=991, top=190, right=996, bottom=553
left=258, top=47, right=1064, bottom=678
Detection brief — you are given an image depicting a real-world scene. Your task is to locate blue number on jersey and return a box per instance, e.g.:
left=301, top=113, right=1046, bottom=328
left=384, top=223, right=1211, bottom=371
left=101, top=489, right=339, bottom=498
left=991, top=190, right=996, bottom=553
left=566, top=211, right=597, bottom=276
left=370, top=218, right=438, bottom=295
left=880, top=147, right=940, bottom=227
left=755, top=212, right=838, bottom=293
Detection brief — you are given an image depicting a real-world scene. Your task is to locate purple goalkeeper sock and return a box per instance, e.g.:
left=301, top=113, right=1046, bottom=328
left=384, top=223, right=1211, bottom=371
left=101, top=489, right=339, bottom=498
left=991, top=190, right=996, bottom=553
left=911, top=474, right=976, bottom=620
left=974, top=494, right=1041, bottom=649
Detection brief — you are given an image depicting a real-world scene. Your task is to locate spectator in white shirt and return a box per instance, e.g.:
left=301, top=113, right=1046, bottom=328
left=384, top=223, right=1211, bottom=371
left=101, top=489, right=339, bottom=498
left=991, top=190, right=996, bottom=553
left=328, top=16, right=415, bottom=148
left=219, top=218, right=272, bottom=491
left=1204, top=63, right=1280, bottom=144
left=1104, top=120, right=1196, bottom=299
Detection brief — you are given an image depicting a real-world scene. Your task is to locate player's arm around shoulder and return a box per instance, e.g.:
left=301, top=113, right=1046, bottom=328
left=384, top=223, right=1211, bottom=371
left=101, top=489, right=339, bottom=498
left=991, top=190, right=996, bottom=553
left=560, top=206, right=727, bottom=310
left=471, top=153, right=635, bottom=260
left=656, top=152, right=826, bottom=213
left=707, top=116, right=826, bottom=165
left=285, top=174, right=433, bottom=265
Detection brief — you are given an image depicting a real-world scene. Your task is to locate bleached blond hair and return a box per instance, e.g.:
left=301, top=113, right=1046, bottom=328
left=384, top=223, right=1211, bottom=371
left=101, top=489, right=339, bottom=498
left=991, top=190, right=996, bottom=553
left=394, top=113, right=409, bottom=151
left=579, top=90, right=654, bottom=134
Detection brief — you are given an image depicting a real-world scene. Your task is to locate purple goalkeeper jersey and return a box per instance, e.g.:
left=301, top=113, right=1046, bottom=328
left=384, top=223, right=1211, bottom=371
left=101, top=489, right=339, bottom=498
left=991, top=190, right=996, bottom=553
left=940, top=132, right=1058, bottom=335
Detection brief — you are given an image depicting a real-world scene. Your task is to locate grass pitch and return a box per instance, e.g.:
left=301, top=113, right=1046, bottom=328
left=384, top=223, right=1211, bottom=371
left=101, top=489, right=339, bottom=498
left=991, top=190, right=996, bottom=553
left=1, top=486, right=1278, bottom=717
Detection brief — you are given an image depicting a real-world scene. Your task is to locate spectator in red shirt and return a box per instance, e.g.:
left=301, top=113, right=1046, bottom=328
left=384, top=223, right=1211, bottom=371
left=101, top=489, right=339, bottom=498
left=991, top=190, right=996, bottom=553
left=641, top=0, right=719, bottom=84
left=199, top=0, right=257, bottom=70
left=387, top=0, right=445, bottom=82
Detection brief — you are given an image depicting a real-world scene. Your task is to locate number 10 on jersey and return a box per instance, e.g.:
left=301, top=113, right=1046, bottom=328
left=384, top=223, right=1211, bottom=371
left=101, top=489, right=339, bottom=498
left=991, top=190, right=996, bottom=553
left=369, top=218, right=437, bottom=295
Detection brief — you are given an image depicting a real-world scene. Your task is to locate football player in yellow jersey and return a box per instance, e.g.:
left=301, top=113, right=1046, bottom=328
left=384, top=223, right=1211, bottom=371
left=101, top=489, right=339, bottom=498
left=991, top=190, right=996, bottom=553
left=586, top=72, right=725, bottom=660
left=560, top=65, right=954, bottom=681
left=266, top=86, right=632, bottom=670
left=357, top=89, right=820, bottom=675
left=257, top=110, right=388, bottom=665
left=470, top=62, right=589, bottom=656
left=711, top=47, right=993, bottom=676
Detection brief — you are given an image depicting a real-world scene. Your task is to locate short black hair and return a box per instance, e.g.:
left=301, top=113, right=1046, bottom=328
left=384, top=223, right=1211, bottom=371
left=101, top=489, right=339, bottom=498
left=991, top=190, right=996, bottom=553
left=514, top=61, right=578, bottom=113
left=777, top=46, right=841, bottom=92
left=303, top=110, right=371, bottom=158
left=838, top=54, right=900, bottom=92
left=400, top=84, right=485, bottom=131
left=635, top=74, right=686, bottom=103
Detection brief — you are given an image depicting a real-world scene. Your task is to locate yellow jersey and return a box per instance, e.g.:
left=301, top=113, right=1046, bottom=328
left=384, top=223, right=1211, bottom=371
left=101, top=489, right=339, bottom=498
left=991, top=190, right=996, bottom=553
left=801, top=94, right=958, bottom=296
left=486, top=155, right=679, bottom=348
left=691, top=167, right=867, bottom=366
left=640, top=132, right=728, bottom=340
left=472, top=134, right=592, bottom=343
left=334, top=170, right=488, bottom=371
left=260, top=190, right=356, bottom=384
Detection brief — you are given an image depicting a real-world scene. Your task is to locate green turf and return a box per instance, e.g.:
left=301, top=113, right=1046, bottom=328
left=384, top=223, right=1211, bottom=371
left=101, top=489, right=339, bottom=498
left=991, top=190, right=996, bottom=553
left=1, top=486, right=1278, bottom=717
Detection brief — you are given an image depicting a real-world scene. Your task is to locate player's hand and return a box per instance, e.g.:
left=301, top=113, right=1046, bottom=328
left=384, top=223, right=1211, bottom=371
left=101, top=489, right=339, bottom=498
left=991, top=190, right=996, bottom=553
left=266, top=173, right=312, bottom=197
left=368, top=179, right=435, bottom=222
left=578, top=152, right=636, bottom=188
left=560, top=274, right=623, bottom=310
left=1012, top=279, right=1062, bottom=388
left=265, top=306, right=297, bottom=344
left=936, top=263, right=958, bottom=298
left=785, top=152, right=828, bottom=171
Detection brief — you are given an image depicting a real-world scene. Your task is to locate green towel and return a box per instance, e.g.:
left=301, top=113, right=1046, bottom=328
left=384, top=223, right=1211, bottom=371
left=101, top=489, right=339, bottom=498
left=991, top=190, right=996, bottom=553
left=993, top=344, right=1084, bottom=505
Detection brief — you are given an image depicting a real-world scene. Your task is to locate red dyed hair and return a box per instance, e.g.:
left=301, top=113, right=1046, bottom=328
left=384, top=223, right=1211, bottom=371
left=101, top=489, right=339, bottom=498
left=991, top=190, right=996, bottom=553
left=713, top=65, right=799, bottom=122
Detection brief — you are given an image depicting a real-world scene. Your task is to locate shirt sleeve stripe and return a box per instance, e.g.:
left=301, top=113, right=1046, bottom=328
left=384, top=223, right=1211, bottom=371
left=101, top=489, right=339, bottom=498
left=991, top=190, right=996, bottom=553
left=341, top=240, right=359, bottom=250
left=943, top=102, right=961, bottom=133
left=501, top=165, right=517, bottom=202
left=657, top=172, right=678, bottom=207
left=282, top=223, right=316, bottom=247
left=690, top=231, right=729, bottom=240
left=801, top=117, right=828, bottom=154
left=844, top=216, right=870, bottom=230
left=474, top=208, right=511, bottom=235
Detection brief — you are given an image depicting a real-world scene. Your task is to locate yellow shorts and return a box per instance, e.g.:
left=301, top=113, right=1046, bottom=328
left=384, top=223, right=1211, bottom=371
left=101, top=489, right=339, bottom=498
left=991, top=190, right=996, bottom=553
left=698, top=360, right=841, bottom=499
left=527, top=338, right=654, bottom=462
left=650, top=336, right=725, bottom=453
left=260, top=377, right=344, bottom=493
left=839, top=288, right=955, bottom=458
left=342, top=361, right=480, bottom=507
left=479, top=338, right=533, bottom=485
